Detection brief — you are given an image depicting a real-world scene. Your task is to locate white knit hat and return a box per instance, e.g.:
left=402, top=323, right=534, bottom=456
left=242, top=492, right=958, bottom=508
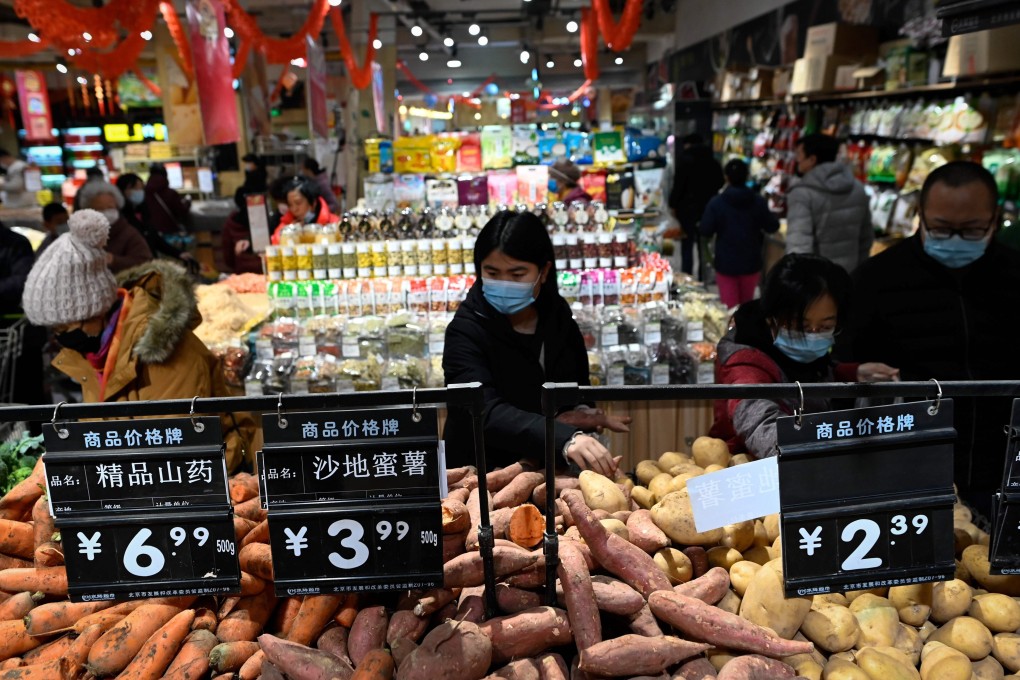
left=23, top=209, right=118, bottom=327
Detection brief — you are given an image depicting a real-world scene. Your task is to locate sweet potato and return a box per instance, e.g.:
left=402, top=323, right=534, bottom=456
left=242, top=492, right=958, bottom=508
left=414, top=589, right=458, bottom=618
left=482, top=658, right=541, bottom=680
left=716, top=655, right=795, bottom=679
left=456, top=587, right=486, bottom=625
left=446, top=466, right=475, bottom=487
left=627, top=604, right=664, bottom=637
left=626, top=509, right=669, bottom=553
left=586, top=576, right=644, bottom=616
left=395, top=620, right=492, bottom=680
left=349, top=605, right=388, bottom=666
left=578, top=634, right=710, bottom=676
left=352, top=648, right=394, bottom=680
left=675, top=658, right=719, bottom=679
left=536, top=653, right=569, bottom=680
left=647, top=591, right=813, bottom=658
left=561, top=490, right=671, bottom=598
left=486, top=463, right=526, bottom=493
left=230, top=472, right=260, bottom=504
left=496, top=585, right=542, bottom=614
left=493, top=472, right=545, bottom=510
left=316, top=626, right=352, bottom=666
left=258, top=633, right=354, bottom=680
left=478, top=607, right=573, bottom=664
left=532, top=477, right=580, bottom=508
left=386, top=610, right=428, bottom=646
left=465, top=488, right=492, bottom=552
left=444, top=546, right=541, bottom=588
left=508, top=504, right=545, bottom=549
left=674, top=566, right=730, bottom=605
left=557, top=540, right=600, bottom=651
left=447, top=487, right=471, bottom=504
left=260, top=659, right=287, bottom=680
left=442, top=499, right=471, bottom=535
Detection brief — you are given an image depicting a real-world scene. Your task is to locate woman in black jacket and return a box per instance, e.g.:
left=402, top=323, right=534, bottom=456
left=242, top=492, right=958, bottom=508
left=443, top=211, right=629, bottom=474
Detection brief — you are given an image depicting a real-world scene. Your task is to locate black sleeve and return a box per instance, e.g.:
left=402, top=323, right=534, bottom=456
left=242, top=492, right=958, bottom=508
left=699, top=199, right=719, bottom=237
left=0, top=235, right=33, bottom=310
left=835, top=265, right=881, bottom=364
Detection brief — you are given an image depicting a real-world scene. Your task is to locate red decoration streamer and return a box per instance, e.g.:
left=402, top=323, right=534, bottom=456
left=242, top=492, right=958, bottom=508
left=160, top=1, right=194, bottom=81
left=329, top=8, right=377, bottom=90
left=0, top=37, right=48, bottom=59
left=224, top=0, right=330, bottom=65
left=592, top=0, right=642, bottom=52
left=580, top=8, right=600, bottom=82
left=70, top=28, right=148, bottom=80
left=232, top=38, right=251, bottom=79
left=14, top=0, right=155, bottom=50
left=396, top=59, right=434, bottom=95
left=132, top=68, right=162, bottom=98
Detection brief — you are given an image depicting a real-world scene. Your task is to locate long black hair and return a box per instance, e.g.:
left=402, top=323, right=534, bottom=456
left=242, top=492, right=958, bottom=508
left=759, top=254, right=851, bottom=334
left=474, top=211, right=559, bottom=304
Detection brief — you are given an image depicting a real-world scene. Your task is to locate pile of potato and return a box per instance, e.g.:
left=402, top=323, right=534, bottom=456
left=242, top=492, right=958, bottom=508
left=616, top=435, right=1020, bottom=680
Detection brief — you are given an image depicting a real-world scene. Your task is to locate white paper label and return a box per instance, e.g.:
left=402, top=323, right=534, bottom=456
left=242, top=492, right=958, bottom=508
left=652, top=364, right=670, bottom=385
left=645, top=322, right=661, bottom=345
left=298, top=335, right=317, bottom=356
left=602, top=325, right=619, bottom=347
left=687, top=321, right=704, bottom=343
left=608, top=366, right=625, bottom=386
left=687, top=457, right=780, bottom=532
left=342, top=337, right=360, bottom=358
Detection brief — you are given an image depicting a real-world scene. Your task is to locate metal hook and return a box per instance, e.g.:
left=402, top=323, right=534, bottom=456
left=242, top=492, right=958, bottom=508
left=928, top=378, right=942, bottom=416
left=793, top=381, right=805, bottom=430
left=411, top=386, right=422, bottom=423
left=189, top=396, right=205, bottom=433
left=277, top=393, right=288, bottom=429
left=51, top=401, right=69, bottom=439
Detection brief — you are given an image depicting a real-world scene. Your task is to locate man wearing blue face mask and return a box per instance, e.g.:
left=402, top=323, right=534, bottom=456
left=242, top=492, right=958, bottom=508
left=710, top=253, right=899, bottom=459
left=839, top=161, right=1020, bottom=518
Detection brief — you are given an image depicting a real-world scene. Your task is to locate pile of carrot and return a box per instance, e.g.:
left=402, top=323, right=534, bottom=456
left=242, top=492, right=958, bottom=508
left=0, top=458, right=875, bottom=679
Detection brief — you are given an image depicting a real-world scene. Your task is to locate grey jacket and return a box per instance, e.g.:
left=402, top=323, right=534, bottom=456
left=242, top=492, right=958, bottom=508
left=786, top=162, right=873, bottom=272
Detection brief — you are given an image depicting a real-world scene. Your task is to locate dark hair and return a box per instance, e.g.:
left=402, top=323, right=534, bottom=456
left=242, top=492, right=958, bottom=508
left=796, top=133, right=839, bottom=165
left=148, top=163, right=168, bottom=177
left=724, top=159, right=749, bottom=186
left=115, top=173, right=143, bottom=194
left=85, top=167, right=104, bottom=180
left=682, top=133, right=705, bottom=147
left=303, top=157, right=323, bottom=175
left=0, top=148, right=10, bottom=158
left=42, top=202, right=67, bottom=222
left=920, top=160, right=998, bottom=214
left=242, top=153, right=264, bottom=167
left=474, top=211, right=559, bottom=304
left=287, top=178, right=321, bottom=208
left=760, top=254, right=852, bottom=333
left=268, top=176, right=291, bottom=202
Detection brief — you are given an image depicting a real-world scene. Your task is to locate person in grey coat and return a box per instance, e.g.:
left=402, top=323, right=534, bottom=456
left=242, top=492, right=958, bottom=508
left=786, top=134, right=873, bottom=273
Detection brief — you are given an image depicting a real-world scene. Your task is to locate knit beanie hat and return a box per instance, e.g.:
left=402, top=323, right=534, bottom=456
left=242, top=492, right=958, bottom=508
left=23, top=209, right=118, bottom=327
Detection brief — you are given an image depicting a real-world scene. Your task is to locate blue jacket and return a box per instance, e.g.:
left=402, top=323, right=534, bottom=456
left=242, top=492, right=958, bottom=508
left=699, top=185, right=779, bottom=276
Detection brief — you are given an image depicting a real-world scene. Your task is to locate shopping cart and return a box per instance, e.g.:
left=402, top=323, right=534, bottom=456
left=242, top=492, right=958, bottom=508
left=0, top=317, right=27, bottom=443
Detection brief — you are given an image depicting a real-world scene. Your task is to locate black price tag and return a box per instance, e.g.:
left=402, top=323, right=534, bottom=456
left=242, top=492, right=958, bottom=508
left=59, top=510, right=240, bottom=602
left=43, top=418, right=228, bottom=517
left=989, top=399, right=1020, bottom=574
left=267, top=503, right=443, bottom=596
left=778, top=400, right=957, bottom=596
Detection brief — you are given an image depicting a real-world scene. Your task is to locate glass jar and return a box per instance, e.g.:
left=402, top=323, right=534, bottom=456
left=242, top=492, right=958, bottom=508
left=281, top=246, right=298, bottom=281
left=277, top=224, right=301, bottom=246
left=552, top=233, right=567, bottom=270
left=356, top=242, right=372, bottom=278
left=371, top=242, right=387, bottom=278
left=612, top=232, right=629, bottom=268
left=402, top=241, right=418, bottom=276
left=311, top=245, right=328, bottom=280
left=582, top=233, right=598, bottom=269
left=447, top=238, right=463, bottom=275
left=341, top=243, right=357, bottom=279
left=296, top=245, right=313, bottom=280
left=386, top=241, right=402, bottom=276
left=462, top=237, right=475, bottom=274
left=566, top=234, right=582, bottom=270
left=327, top=244, right=343, bottom=279
left=598, top=233, right=613, bottom=268
left=265, top=245, right=283, bottom=281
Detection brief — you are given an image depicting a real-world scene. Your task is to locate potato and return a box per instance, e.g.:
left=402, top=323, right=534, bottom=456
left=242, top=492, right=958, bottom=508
left=720, top=521, right=755, bottom=552
left=932, top=579, right=974, bottom=623
left=730, top=453, right=752, bottom=466
left=667, top=472, right=702, bottom=494
left=957, top=558, right=973, bottom=583
left=971, top=594, right=1020, bottom=633
left=771, top=535, right=783, bottom=558
left=729, top=561, right=761, bottom=597
left=704, top=464, right=725, bottom=473
left=635, top=460, right=663, bottom=486
left=599, top=518, right=629, bottom=541
left=716, top=589, right=741, bottom=615
left=849, top=594, right=895, bottom=613
left=707, top=547, right=743, bottom=571
left=955, top=527, right=976, bottom=555
left=650, top=490, right=724, bottom=546
left=955, top=504, right=973, bottom=523
left=692, top=436, right=731, bottom=468
left=648, top=473, right=675, bottom=502
left=739, top=559, right=812, bottom=639
left=801, top=603, right=860, bottom=652
left=847, top=588, right=888, bottom=603
left=920, top=641, right=973, bottom=680
left=615, top=476, right=634, bottom=494
left=752, top=520, right=771, bottom=548
left=974, top=655, right=1006, bottom=680
left=657, top=452, right=690, bottom=471
left=667, top=463, right=705, bottom=478
left=814, top=594, right=850, bottom=608
left=853, top=601, right=901, bottom=649
left=994, top=633, right=1020, bottom=672
left=742, top=545, right=774, bottom=566
left=579, top=471, right=629, bottom=514
left=893, top=623, right=923, bottom=666
left=785, top=654, right=823, bottom=680
left=706, top=648, right=738, bottom=672
left=888, top=584, right=932, bottom=627
left=763, top=514, right=781, bottom=543
left=823, top=657, right=871, bottom=680
left=965, top=545, right=1020, bottom=597
left=928, top=615, right=994, bottom=660
left=918, top=620, right=937, bottom=642
left=631, top=486, right=654, bottom=510
left=652, top=548, right=693, bottom=585
left=855, top=646, right=921, bottom=680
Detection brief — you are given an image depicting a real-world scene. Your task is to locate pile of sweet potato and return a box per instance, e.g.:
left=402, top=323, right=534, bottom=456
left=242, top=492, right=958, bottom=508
left=0, top=436, right=1016, bottom=679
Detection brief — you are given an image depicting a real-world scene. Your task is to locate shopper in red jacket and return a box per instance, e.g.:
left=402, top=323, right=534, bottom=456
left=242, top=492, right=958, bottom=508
left=270, top=178, right=340, bottom=245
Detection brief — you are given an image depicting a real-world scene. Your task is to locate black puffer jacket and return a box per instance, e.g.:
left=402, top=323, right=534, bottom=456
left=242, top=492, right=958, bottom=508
left=838, top=234, right=1020, bottom=515
left=442, top=281, right=590, bottom=470
left=0, top=225, right=33, bottom=315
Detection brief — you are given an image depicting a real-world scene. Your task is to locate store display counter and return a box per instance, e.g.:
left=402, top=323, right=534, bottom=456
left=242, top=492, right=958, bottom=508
left=0, top=206, right=43, bottom=230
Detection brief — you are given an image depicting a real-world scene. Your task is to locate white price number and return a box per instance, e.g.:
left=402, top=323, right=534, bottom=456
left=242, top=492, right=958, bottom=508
left=327, top=519, right=411, bottom=571
left=840, top=514, right=929, bottom=572
left=123, top=526, right=216, bottom=578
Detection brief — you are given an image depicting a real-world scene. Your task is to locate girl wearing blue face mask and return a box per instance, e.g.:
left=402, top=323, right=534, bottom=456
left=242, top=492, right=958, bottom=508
left=709, top=253, right=899, bottom=459
left=443, top=211, right=630, bottom=477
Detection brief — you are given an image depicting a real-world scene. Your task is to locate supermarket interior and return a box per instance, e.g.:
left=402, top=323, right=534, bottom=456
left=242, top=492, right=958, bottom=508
left=0, top=0, right=1016, bottom=677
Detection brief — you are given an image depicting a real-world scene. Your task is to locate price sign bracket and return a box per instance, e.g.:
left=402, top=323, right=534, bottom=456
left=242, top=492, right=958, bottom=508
left=989, top=399, right=1020, bottom=574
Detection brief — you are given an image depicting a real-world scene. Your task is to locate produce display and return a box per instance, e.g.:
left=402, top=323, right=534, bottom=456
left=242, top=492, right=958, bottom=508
left=0, top=431, right=1012, bottom=679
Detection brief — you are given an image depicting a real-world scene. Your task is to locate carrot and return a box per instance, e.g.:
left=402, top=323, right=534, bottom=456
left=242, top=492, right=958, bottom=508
left=162, top=628, right=217, bottom=680
left=241, top=520, right=269, bottom=547
left=233, top=497, right=267, bottom=522
left=66, top=623, right=104, bottom=669
left=646, top=591, right=814, bottom=658
left=0, top=620, right=43, bottom=661
left=0, top=657, right=75, bottom=680
left=234, top=517, right=257, bottom=543
left=238, top=542, right=273, bottom=581
left=286, top=594, right=344, bottom=646
left=0, top=523, right=34, bottom=562
left=335, top=593, right=359, bottom=628
left=31, top=543, right=61, bottom=568
left=191, top=605, right=217, bottom=633
left=211, top=673, right=234, bottom=680
left=0, top=460, right=43, bottom=522
left=265, top=597, right=299, bottom=637
left=240, top=571, right=266, bottom=596
left=508, top=503, right=545, bottom=549
left=0, top=660, right=19, bottom=670
left=72, top=612, right=124, bottom=635
left=351, top=648, right=394, bottom=680
left=0, top=569, right=66, bottom=596
left=24, top=600, right=110, bottom=635
left=116, top=609, right=195, bottom=680
left=216, top=587, right=277, bottom=643
left=84, top=603, right=181, bottom=676
left=29, top=500, right=54, bottom=568
left=229, top=472, right=260, bottom=504
left=0, top=593, right=41, bottom=622
left=236, top=649, right=265, bottom=680
left=0, top=557, right=31, bottom=571
left=209, top=640, right=261, bottom=673
left=557, top=540, right=600, bottom=651
left=19, top=633, right=72, bottom=666
left=217, top=596, right=242, bottom=621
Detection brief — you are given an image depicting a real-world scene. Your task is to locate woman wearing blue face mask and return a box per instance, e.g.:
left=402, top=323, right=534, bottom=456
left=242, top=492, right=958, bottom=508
left=709, top=253, right=899, bottom=459
left=443, top=211, right=630, bottom=476
left=270, top=178, right=339, bottom=245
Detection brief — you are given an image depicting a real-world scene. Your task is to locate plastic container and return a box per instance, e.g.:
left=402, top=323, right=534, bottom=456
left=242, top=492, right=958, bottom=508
left=327, top=243, right=343, bottom=279
left=582, top=233, right=598, bottom=269
left=402, top=240, right=418, bottom=276
left=597, top=233, right=613, bottom=268
left=356, top=242, right=372, bottom=278
left=612, top=232, right=629, bottom=268
left=311, top=245, right=328, bottom=280
left=386, top=241, right=402, bottom=276
left=265, top=245, right=283, bottom=282
left=371, top=242, right=387, bottom=277
left=341, top=243, right=357, bottom=279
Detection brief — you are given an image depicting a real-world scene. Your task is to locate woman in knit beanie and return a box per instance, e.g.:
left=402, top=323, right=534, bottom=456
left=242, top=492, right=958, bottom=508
left=22, top=209, right=257, bottom=471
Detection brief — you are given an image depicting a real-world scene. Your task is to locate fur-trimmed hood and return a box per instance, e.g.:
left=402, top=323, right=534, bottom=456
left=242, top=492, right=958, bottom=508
left=115, top=260, right=200, bottom=364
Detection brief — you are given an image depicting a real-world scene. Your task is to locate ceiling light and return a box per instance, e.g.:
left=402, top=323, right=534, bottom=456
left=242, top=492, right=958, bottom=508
left=615, top=56, right=623, bottom=65
left=520, top=49, right=530, bottom=64
left=27, top=33, right=39, bottom=43
left=546, top=60, right=554, bottom=69
left=443, top=36, right=454, bottom=48
left=290, top=57, right=307, bottom=67
left=551, top=110, right=559, bottom=117
left=55, top=63, right=67, bottom=74
left=573, top=57, right=582, bottom=67
left=477, top=35, right=488, bottom=46
left=410, top=24, right=423, bottom=37
left=224, top=27, right=234, bottom=39
left=447, top=59, right=461, bottom=68
left=419, top=51, right=429, bottom=61
left=140, top=30, right=153, bottom=41
left=468, top=23, right=480, bottom=36
left=67, top=48, right=75, bottom=56
left=328, top=0, right=341, bottom=5
left=398, top=105, right=408, bottom=115
left=372, top=38, right=382, bottom=49
left=474, top=112, right=481, bottom=121
left=82, top=32, right=92, bottom=41
left=76, top=76, right=87, bottom=85
left=566, top=20, right=578, bottom=33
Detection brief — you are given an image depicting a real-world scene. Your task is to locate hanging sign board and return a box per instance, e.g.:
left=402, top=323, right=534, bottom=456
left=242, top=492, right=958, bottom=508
left=777, top=400, right=956, bottom=597
left=260, top=406, right=444, bottom=596
left=246, top=193, right=271, bottom=254
left=989, top=399, right=1020, bottom=574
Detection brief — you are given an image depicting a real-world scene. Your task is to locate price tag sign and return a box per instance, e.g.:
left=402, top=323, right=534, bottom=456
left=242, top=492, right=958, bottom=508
left=260, top=406, right=444, bottom=596
left=59, top=510, right=239, bottom=601
left=989, top=399, right=1020, bottom=574
left=777, top=400, right=956, bottom=596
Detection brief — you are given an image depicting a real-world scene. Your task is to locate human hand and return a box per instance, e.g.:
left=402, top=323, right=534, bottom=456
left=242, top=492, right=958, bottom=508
left=557, top=409, right=631, bottom=434
left=234, top=239, right=251, bottom=256
left=858, top=362, right=900, bottom=382
left=565, top=434, right=618, bottom=478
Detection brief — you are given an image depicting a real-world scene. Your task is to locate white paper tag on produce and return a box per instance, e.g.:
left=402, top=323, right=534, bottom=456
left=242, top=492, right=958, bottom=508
left=686, top=456, right=779, bottom=533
